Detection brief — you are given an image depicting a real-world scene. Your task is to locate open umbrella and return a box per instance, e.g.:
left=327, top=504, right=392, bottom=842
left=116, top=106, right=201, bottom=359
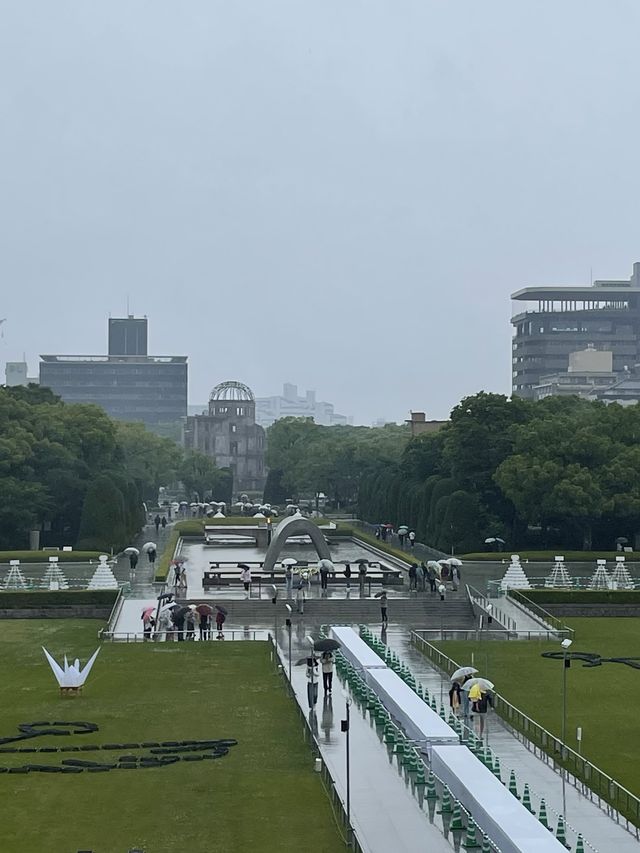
left=195, top=603, right=214, bottom=616
left=142, top=542, right=157, bottom=553
left=450, top=666, right=478, bottom=683
left=171, top=606, right=190, bottom=621
left=157, top=591, right=174, bottom=603
left=282, top=558, right=297, bottom=567
left=159, top=602, right=179, bottom=615
left=215, top=605, right=228, bottom=615
left=468, top=683, right=483, bottom=702
left=312, top=638, right=341, bottom=652
left=141, top=606, right=155, bottom=620
left=317, top=559, right=334, bottom=571
left=398, top=525, right=409, bottom=533
left=374, top=590, right=390, bottom=599
left=447, top=558, right=463, bottom=567
left=354, top=558, right=369, bottom=565
left=124, top=547, right=140, bottom=556
left=462, top=677, right=494, bottom=692
left=237, top=563, right=251, bottom=570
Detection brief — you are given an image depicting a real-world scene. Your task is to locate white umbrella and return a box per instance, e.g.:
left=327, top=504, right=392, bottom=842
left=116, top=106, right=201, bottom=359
left=462, top=677, right=494, bottom=692
left=142, top=542, right=157, bottom=553
left=317, top=559, right=334, bottom=571
left=450, top=666, right=478, bottom=683
left=124, top=547, right=140, bottom=556
left=282, top=558, right=297, bottom=567
left=159, top=602, right=179, bottom=615
left=447, top=558, right=463, bottom=567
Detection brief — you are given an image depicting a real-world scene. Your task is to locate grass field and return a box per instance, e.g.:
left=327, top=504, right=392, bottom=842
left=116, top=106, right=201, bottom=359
left=436, top=617, right=640, bottom=796
left=0, top=621, right=344, bottom=853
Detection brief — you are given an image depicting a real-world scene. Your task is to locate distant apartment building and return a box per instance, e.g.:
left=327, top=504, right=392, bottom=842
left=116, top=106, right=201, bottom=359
left=39, top=316, right=187, bottom=426
left=4, top=361, right=38, bottom=387
left=511, top=263, right=640, bottom=398
left=255, top=383, right=349, bottom=428
left=183, top=381, right=266, bottom=493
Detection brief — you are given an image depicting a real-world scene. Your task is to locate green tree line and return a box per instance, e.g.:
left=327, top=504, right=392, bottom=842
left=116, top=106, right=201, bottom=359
left=264, top=418, right=409, bottom=506
left=0, top=386, right=231, bottom=551
left=359, top=392, right=640, bottom=553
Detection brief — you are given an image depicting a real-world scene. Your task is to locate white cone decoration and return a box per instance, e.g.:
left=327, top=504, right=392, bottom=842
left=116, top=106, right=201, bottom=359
left=213, top=511, right=225, bottom=518
left=87, top=555, right=118, bottom=590
left=3, top=560, right=27, bottom=590
left=42, top=558, right=69, bottom=591
left=589, top=559, right=611, bottom=591
left=500, top=555, right=531, bottom=591
left=611, top=556, right=634, bottom=591
left=545, top=556, right=572, bottom=588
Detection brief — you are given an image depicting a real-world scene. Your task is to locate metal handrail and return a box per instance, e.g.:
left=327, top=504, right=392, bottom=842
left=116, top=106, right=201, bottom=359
left=466, top=583, right=515, bottom=632
left=411, top=632, right=640, bottom=836
left=507, top=589, right=575, bottom=639
left=413, top=628, right=562, bottom=642
left=102, top=629, right=270, bottom=642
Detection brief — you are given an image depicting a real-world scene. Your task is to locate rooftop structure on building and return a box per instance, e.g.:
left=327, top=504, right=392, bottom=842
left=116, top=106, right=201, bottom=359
left=533, top=346, right=617, bottom=401
left=405, top=411, right=447, bottom=437
left=183, top=380, right=266, bottom=494
left=39, top=316, right=187, bottom=427
left=511, top=262, right=640, bottom=399
left=255, top=383, right=349, bottom=428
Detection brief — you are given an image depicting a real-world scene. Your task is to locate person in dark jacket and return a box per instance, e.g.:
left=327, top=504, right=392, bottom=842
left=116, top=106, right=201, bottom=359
left=161, top=516, right=167, bottom=529
left=408, top=563, right=418, bottom=591
left=129, top=552, right=138, bottom=571
left=343, top=562, right=352, bottom=590
left=147, top=547, right=157, bottom=566
left=154, top=514, right=161, bottom=533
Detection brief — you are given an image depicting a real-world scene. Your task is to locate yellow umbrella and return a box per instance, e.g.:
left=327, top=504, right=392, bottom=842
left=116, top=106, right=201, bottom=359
left=468, top=683, right=483, bottom=702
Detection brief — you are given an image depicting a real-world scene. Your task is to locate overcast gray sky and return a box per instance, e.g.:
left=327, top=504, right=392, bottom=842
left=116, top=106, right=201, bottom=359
left=2, top=1, right=640, bottom=424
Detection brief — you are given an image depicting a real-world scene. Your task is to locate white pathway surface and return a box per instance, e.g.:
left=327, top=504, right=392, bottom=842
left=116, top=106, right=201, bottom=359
left=383, top=627, right=639, bottom=853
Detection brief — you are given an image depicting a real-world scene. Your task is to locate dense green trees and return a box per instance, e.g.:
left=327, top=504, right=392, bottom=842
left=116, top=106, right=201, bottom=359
left=359, top=392, right=640, bottom=553
left=177, top=451, right=233, bottom=504
left=265, top=418, right=409, bottom=506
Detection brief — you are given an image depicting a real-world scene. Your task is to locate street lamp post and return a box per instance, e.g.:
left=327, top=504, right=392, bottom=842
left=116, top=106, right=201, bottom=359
left=341, top=691, right=352, bottom=848
left=561, top=637, right=573, bottom=819
left=285, top=604, right=292, bottom=684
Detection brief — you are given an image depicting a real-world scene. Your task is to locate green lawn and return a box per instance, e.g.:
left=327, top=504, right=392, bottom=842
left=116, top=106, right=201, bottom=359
left=0, top=621, right=344, bottom=853
left=435, top=618, right=640, bottom=797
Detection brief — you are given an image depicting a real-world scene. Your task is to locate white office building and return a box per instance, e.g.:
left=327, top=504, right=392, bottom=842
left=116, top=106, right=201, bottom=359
left=255, top=383, right=350, bottom=428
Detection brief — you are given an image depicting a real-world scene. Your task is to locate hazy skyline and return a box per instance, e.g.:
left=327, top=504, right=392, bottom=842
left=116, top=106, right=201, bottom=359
left=2, top=2, right=640, bottom=424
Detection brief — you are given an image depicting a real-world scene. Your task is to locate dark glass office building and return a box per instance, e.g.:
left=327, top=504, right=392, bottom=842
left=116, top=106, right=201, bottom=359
left=39, top=317, right=187, bottom=426
left=511, top=263, right=640, bottom=399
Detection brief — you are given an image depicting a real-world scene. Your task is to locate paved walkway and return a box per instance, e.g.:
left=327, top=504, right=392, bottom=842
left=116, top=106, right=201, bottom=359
left=282, top=632, right=465, bottom=853
left=382, top=627, right=638, bottom=853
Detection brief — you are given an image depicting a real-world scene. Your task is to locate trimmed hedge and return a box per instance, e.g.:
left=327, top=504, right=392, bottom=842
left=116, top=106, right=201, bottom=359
left=518, top=589, right=640, bottom=605
left=461, top=551, right=637, bottom=562
left=0, top=551, right=103, bottom=564
left=0, top=590, right=119, bottom=609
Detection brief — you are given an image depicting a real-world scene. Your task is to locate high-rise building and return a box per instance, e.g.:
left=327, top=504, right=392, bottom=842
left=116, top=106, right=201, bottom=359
left=511, top=262, right=640, bottom=398
left=39, top=316, right=187, bottom=426
left=108, top=316, right=148, bottom=356
left=183, top=381, right=266, bottom=494
left=255, top=383, right=349, bottom=428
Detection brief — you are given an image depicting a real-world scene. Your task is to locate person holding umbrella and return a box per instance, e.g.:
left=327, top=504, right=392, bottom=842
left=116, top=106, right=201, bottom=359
left=375, top=590, right=389, bottom=624
left=141, top=606, right=155, bottom=641
left=356, top=559, right=368, bottom=596
left=215, top=605, right=227, bottom=639
left=343, top=562, right=352, bottom=590
left=321, top=651, right=334, bottom=695
left=185, top=605, right=197, bottom=641
left=125, top=547, right=139, bottom=571
left=196, top=603, right=213, bottom=641
left=171, top=605, right=189, bottom=641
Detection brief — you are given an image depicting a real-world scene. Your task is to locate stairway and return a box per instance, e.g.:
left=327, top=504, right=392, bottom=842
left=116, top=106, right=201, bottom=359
left=182, top=595, right=476, bottom=628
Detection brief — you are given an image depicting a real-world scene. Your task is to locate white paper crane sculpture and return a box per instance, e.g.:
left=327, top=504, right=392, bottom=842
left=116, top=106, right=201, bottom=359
left=42, top=646, right=100, bottom=695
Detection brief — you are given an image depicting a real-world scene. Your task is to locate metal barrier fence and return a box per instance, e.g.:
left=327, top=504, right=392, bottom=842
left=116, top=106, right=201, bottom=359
left=414, top=629, right=563, bottom=642
left=411, top=632, right=640, bottom=837
left=466, top=583, right=516, bottom=632
left=507, top=589, right=575, bottom=640
left=101, top=629, right=270, bottom=642
left=269, top=637, right=363, bottom=852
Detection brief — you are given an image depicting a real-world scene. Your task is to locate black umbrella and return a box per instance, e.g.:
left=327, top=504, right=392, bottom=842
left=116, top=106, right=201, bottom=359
left=237, top=563, right=251, bottom=570
left=171, top=606, right=190, bottom=621
left=215, top=605, right=228, bottom=615
left=354, top=558, right=369, bottom=564
left=374, top=590, right=389, bottom=599
left=312, top=638, right=341, bottom=652
left=157, top=592, right=174, bottom=602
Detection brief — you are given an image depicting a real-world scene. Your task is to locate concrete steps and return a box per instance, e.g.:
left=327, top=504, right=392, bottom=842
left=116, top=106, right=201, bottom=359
left=182, top=596, right=476, bottom=628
